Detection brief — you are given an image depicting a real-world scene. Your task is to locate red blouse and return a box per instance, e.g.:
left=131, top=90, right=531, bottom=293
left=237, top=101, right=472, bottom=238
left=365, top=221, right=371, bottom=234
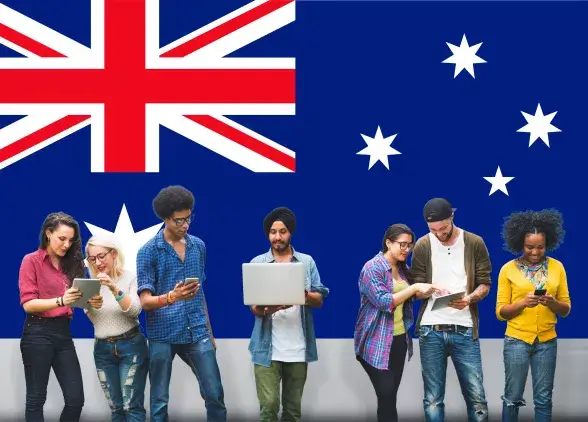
left=19, top=249, right=73, bottom=318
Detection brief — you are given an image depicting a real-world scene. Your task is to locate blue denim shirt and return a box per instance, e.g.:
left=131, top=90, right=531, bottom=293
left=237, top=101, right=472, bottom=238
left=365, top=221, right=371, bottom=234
left=248, top=247, right=330, bottom=367
left=136, top=230, right=209, bottom=344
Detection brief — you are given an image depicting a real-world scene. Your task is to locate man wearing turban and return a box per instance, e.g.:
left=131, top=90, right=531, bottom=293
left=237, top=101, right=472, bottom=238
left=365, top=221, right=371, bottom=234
left=247, top=206, right=330, bottom=422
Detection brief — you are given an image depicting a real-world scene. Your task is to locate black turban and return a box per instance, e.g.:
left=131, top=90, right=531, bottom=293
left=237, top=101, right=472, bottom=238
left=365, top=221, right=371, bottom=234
left=263, top=207, right=296, bottom=237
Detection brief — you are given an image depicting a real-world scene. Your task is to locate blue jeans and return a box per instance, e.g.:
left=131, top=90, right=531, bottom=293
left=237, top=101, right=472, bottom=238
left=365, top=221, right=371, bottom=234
left=94, top=331, right=149, bottom=422
left=501, top=336, right=557, bottom=422
left=148, top=337, right=226, bottom=422
left=418, top=325, right=488, bottom=422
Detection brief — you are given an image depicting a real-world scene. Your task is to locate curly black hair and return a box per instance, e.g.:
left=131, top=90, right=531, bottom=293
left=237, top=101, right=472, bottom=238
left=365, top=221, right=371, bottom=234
left=501, top=208, right=565, bottom=254
left=152, top=185, right=195, bottom=220
left=38, top=212, right=85, bottom=285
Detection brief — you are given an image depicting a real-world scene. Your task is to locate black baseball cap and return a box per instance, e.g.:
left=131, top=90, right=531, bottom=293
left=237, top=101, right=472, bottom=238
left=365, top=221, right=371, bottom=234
left=423, top=198, right=456, bottom=223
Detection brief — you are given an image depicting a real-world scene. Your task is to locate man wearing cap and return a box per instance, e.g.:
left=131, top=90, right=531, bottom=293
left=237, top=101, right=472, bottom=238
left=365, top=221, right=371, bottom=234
left=247, top=207, right=330, bottom=422
left=411, top=198, right=492, bottom=422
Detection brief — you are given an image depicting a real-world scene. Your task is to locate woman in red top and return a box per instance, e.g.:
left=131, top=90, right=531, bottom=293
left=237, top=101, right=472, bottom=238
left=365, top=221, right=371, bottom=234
left=19, top=212, right=102, bottom=422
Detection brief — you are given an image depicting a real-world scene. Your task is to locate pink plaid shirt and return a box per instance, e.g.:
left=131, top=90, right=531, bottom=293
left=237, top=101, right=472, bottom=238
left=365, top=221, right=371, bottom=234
left=354, top=252, right=414, bottom=370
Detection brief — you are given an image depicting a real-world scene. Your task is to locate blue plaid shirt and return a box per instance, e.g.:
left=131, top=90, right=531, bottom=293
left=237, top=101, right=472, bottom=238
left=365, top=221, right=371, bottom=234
left=137, top=230, right=209, bottom=344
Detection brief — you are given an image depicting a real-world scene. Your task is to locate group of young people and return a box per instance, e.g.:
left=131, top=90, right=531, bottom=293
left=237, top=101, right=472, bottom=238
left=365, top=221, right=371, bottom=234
left=17, top=186, right=571, bottom=422
left=354, top=198, right=571, bottom=422
left=17, top=185, right=328, bottom=422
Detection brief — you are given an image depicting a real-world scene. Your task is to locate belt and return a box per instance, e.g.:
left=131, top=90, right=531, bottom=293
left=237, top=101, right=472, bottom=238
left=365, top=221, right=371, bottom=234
left=100, top=326, right=140, bottom=343
left=25, top=314, right=70, bottom=324
left=426, top=324, right=470, bottom=333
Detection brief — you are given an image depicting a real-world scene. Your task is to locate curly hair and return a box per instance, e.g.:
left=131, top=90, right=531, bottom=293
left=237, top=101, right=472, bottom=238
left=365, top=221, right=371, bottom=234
left=152, top=185, right=195, bottom=220
left=39, top=212, right=85, bottom=285
left=501, top=208, right=565, bottom=254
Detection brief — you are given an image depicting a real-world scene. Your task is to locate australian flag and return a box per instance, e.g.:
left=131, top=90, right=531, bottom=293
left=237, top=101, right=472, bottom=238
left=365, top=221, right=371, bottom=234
left=0, top=0, right=585, bottom=419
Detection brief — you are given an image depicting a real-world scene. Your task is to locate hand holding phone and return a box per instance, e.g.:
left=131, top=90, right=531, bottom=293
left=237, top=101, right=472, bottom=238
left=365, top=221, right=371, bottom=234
left=534, top=289, right=546, bottom=296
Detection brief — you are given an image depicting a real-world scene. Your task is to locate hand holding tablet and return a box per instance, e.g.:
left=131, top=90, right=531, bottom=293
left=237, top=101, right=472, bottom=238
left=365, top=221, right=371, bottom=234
left=70, top=278, right=102, bottom=309
left=430, top=289, right=467, bottom=311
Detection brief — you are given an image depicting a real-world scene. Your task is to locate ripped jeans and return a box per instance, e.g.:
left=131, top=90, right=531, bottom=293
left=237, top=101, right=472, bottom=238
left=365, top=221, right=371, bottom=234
left=418, top=325, right=488, bottom=422
left=501, top=336, right=557, bottom=422
left=94, top=331, right=149, bottom=422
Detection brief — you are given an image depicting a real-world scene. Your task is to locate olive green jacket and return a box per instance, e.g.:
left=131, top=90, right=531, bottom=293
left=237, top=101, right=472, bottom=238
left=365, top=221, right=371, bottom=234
left=411, top=230, right=492, bottom=340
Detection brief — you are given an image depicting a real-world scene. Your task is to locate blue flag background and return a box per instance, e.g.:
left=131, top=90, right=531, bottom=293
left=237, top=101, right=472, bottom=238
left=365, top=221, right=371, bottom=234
left=0, top=0, right=585, bottom=342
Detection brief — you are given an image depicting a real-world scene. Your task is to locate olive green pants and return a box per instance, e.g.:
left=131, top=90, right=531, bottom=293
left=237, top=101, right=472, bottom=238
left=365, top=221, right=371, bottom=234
left=254, top=361, right=308, bottom=422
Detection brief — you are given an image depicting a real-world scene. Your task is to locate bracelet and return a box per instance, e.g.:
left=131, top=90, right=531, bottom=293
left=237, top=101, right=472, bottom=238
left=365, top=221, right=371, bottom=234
left=157, top=295, right=166, bottom=306
left=167, top=291, right=176, bottom=304
left=56, top=297, right=61, bottom=307
left=114, top=291, right=124, bottom=302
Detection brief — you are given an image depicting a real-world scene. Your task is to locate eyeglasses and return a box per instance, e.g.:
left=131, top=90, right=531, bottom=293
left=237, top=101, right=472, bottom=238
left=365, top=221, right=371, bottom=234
left=171, top=214, right=194, bottom=226
left=393, top=241, right=414, bottom=250
left=87, top=249, right=112, bottom=263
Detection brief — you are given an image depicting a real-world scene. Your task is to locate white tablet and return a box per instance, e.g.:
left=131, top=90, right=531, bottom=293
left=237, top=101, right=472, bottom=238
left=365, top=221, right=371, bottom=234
left=71, top=278, right=101, bottom=309
left=431, top=290, right=466, bottom=311
left=242, top=262, right=306, bottom=306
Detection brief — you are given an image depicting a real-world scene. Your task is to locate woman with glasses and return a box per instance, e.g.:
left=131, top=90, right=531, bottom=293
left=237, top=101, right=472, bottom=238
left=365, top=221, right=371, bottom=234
left=496, top=209, right=571, bottom=422
left=354, top=224, right=440, bottom=422
left=19, top=212, right=99, bottom=421
left=84, top=233, right=149, bottom=422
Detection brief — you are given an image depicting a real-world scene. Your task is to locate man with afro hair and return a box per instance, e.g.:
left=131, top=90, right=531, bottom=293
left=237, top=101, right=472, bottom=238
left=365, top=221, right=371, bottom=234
left=496, top=208, right=571, bottom=422
left=137, top=185, right=227, bottom=421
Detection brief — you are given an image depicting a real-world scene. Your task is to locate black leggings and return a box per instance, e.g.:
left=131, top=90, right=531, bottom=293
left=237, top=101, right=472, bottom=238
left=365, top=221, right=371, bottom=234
left=358, top=334, right=408, bottom=422
left=20, top=314, right=84, bottom=422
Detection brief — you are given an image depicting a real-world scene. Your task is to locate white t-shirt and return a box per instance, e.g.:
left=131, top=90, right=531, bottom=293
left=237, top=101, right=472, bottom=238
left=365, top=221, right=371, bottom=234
left=271, top=305, right=306, bottom=362
left=420, top=229, right=473, bottom=327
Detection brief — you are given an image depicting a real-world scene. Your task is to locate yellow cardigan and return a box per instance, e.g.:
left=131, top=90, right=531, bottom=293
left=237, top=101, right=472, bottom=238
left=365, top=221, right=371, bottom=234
left=495, top=257, right=571, bottom=344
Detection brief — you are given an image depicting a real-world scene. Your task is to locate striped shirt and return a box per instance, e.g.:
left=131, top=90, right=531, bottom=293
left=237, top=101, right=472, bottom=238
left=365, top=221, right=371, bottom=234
left=354, top=252, right=414, bottom=370
left=137, top=230, right=209, bottom=344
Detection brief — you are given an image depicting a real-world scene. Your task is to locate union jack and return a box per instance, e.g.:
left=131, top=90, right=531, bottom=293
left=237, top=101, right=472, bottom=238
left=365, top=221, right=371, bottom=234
left=0, top=0, right=296, bottom=173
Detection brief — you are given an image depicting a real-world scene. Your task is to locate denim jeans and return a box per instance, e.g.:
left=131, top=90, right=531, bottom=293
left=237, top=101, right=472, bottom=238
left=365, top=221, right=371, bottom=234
left=418, top=325, right=488, bottom=422
left=20, top=315, right=84, bottom=422
left=148, top=337, right=226, bottom=422
left=501, top=336, right=557, bottom=422
left=94, top=331, right=149, bottom=421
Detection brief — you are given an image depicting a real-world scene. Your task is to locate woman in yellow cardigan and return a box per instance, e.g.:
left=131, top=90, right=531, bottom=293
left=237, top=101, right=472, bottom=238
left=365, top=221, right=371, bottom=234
left=496, top=209, right=571, bottom=422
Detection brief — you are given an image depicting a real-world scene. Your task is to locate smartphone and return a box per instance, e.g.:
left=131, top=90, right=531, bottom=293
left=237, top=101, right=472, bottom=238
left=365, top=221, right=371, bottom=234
left=184, top=277, right=199, bottom=285
left=534, top=289, right=546, bottom=296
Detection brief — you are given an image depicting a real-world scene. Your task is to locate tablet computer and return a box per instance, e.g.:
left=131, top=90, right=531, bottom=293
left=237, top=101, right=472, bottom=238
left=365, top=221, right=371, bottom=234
left=71, top=278, right=101, bottom=309
left=242, top=262, right=306, bottom=306
left=431, top=290, right=466, bottom=311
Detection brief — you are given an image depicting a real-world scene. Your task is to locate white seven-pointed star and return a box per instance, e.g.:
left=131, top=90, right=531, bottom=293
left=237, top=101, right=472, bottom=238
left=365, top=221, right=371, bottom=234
left=483, top=166, right=515, bottom=196
left=517, top=103, right=561, bottom=147
left=357, top=126, right=401, bottom=170
left=442, top=34, right=486, bottom=78
left=84, top=204, right=163, bottom=273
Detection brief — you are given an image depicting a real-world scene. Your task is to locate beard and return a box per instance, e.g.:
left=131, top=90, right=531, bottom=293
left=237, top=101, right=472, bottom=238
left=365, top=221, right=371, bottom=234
left=272, top=239, right=290, bottom=252
left=435, top=222, right=454, bottom=242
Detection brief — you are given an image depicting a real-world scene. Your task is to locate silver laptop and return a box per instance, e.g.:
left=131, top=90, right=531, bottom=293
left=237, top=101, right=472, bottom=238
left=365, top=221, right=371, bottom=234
left=242, top=262, right=306, bottom=306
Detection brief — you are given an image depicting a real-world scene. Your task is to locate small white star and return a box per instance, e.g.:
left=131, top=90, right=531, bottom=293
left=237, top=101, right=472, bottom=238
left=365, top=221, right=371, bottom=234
left=442, top=34, right=486, bottom=78
left=483, top=166, right=515, bottom=196
left=517, top=103, right=561, bottom=147
left=84, top=204, right=163, bottom=272
left=357, top=126, right=401, bottom=170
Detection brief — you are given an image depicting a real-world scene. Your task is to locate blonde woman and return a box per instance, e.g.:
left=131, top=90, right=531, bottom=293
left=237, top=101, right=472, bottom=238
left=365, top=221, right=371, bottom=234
left=84, top=233, right=149, bottom=422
